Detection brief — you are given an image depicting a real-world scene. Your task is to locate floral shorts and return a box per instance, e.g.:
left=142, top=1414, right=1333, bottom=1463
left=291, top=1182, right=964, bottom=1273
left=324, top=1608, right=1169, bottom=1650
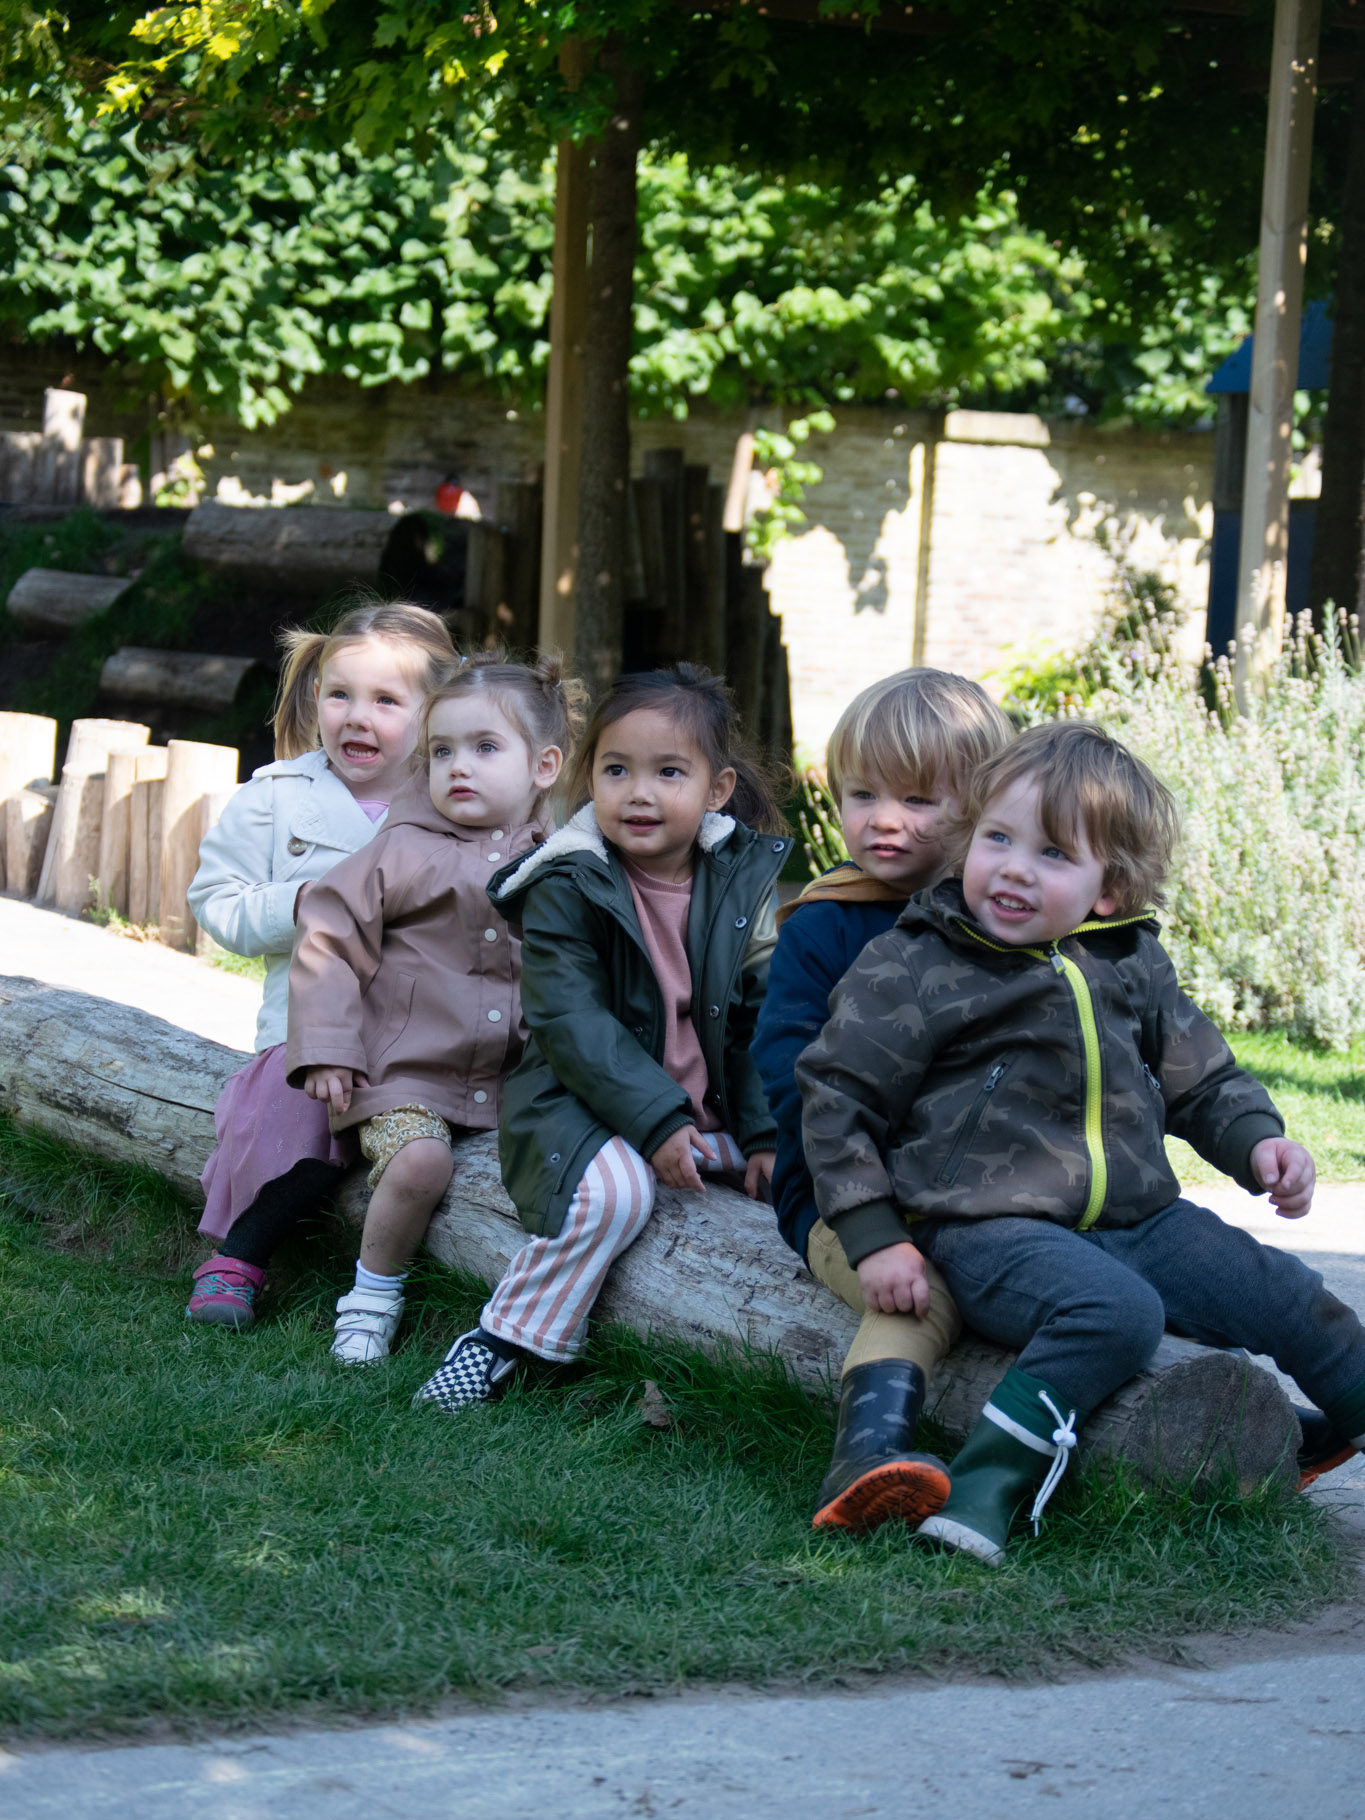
left=358, top=1104, right=453, bottom=1188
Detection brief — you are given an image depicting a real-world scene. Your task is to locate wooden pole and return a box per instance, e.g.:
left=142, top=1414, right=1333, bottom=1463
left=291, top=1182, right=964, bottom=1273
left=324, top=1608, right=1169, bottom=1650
left=1234, top=0, right=1320, bottom=703
left=4, top=787, right=56, bottom=898
left=99, top=751, right=142, bottom=917
left=35, top=720, right=150, bottom=908
left=127, top=749, right=170, bottom=928
left=158, top=739, right=239, bottom=950
left=538, top=40, right=590, bottom=659
left=0, top=712, right=57, bottom=799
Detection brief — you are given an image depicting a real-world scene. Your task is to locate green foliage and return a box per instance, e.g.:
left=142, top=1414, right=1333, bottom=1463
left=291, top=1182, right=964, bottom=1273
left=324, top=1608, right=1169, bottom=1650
left=1092, top=614, right=1365, bottom=1049
left=0, top=1113, right=1347, bottom=1736
left=745, top=411, right=834, bottom=565
left=0, top=107, right=1172, bottom=429
left=797, top=769, right=850, bottom=881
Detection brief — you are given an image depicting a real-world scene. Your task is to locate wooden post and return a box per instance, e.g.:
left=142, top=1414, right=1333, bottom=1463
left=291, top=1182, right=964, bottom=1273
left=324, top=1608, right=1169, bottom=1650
left=4, top=786, right=57, bottom=898
left=128, top=749, right=170, bottom=928
left=35, top=720, right=150, bottom=909
left=159, top=740, right=239, bottom=950
left=99, top=751, right=142, bottom=917
left=81, top=437, right=125, bottom=509
left=0, top=713, right=57, bottom=799
left=1234, top=0, right=1320, bottom=703
left=495, top=478, right=544, bottom=652
left=36, top=389, right=85, bottom=505
left=910, top=423, right=940, bottom=668
left=539, top=40, right=590, bottom=659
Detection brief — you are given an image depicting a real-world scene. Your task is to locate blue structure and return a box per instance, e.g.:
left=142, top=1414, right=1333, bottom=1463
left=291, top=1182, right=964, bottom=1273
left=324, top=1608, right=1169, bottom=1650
left=1204, top=300, right=1330, bottom=659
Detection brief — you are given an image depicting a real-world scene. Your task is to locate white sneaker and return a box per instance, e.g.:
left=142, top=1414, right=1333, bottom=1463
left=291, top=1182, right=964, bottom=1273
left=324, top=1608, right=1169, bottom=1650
left=331, top=1286, right=405, bottom=1365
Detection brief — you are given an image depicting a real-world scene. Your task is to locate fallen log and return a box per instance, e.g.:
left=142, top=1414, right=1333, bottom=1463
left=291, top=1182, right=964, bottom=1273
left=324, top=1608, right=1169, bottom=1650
left=100, top=648, right=258, bottom=713
left=7, top=568, right=133, bottom=634
left=0, top=975, right=1299, bottom=1492
left=183, top=501, right=394, bottom=592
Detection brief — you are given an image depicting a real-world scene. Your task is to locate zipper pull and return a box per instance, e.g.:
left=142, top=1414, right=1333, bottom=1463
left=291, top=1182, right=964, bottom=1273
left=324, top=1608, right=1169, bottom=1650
left=984, top=1063, right=1005, bottom=1091
left=1050, top=949, right=1066, bottom=974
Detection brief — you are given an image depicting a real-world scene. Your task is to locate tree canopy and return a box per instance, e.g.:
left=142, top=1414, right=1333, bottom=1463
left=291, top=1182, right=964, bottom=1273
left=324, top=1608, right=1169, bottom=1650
left=0, top=101, right=1255, bottom=431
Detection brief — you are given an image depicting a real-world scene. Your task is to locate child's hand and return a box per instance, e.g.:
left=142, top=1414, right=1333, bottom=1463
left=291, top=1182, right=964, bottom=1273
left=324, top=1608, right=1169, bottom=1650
left=857, top=1242, right=930, bottom=1316
left=651, top=1126, right=707, bottom=1193
left=744, top=1148, right=776, bottom=1201
left=1251, top=1137, right=1315, bottom=1219
left=303, top=1065, right=362, bottom=1116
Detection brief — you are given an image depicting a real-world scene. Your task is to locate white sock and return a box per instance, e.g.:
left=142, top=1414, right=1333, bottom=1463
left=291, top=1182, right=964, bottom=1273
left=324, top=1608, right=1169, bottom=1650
left=354, top=1262, right=406, bottom=1295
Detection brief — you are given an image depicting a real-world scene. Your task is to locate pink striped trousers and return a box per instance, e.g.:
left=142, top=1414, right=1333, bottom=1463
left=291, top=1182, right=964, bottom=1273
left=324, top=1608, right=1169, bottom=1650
left=482, top=1129, right=747, bottom=1361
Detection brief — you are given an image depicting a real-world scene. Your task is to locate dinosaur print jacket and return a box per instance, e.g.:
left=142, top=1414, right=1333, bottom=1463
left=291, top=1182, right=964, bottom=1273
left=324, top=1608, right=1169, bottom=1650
left=796, top=879, right=1284, bottom=1268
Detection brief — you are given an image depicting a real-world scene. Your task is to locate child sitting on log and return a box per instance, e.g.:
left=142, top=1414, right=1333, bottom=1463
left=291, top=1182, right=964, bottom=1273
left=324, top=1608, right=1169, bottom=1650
left=411, top=663, right=791, bottom=1413
left=185, top=601, right=455, bottom=1331
left=285, top=654, right=581, bottom=1365
left=798, top=720, right=1365, bottom=1566
left=752, top=669, right=1011, bottom=1535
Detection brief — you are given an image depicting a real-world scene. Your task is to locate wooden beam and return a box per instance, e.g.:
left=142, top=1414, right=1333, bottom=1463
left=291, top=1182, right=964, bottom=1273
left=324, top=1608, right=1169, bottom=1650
left=1234, top=0, right=1320, bottom=703
left=538, top=42, right=590, bottom=658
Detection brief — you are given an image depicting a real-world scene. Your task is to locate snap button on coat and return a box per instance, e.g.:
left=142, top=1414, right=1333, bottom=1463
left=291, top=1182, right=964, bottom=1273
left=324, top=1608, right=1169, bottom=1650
left=287, top=836, right=308, bottom=855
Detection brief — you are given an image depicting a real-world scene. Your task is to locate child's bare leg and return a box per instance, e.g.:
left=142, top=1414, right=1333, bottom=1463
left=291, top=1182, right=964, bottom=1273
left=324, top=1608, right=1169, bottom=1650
left=360, top=1139, right=454, bottom=1275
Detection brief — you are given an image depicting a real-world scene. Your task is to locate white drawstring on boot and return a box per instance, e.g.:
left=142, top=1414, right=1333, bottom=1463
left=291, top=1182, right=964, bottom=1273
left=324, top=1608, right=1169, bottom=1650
left=1028, top=1390, right=1078, bottom=1534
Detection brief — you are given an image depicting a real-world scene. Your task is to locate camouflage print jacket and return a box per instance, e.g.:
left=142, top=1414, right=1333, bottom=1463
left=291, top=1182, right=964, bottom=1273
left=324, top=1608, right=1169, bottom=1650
left=796, top=880, right=1284, bottom=1267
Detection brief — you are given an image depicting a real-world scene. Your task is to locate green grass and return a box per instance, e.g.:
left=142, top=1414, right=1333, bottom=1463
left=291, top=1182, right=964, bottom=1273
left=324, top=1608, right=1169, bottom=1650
left=205, top=950, right=269, bottom=984
left=0, top=1116, right=1350, bottom=1741
left=1169, top=1030, right=1365, bottom=1185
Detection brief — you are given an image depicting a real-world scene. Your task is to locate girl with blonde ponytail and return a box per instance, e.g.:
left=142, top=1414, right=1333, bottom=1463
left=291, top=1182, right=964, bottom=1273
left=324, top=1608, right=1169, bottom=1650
left=184, top=599, right=455, bottom=1333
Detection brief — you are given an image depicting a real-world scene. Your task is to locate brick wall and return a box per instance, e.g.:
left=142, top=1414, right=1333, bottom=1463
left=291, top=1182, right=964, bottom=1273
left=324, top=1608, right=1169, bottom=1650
left=0, top=349, right=1215, bottom=761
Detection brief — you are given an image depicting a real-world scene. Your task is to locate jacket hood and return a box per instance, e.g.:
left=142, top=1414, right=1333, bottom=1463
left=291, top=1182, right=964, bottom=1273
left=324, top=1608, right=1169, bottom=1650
left=775, top=860, right=908, bottom=929
left=492, top=801, right=738, bottom=908
left=897, top=878, right=1159, bottom=952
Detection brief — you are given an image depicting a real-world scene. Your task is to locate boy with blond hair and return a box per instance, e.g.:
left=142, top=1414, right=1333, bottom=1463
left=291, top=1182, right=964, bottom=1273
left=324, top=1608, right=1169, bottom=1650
left=798, top=720, right=1365, bottom=1565
left=753, top=668, right=1012, bottom=1533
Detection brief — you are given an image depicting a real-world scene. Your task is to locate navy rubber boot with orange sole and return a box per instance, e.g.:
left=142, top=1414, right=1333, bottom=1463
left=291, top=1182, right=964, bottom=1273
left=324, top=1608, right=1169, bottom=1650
left=812, top=1359, right=950, bottom=1534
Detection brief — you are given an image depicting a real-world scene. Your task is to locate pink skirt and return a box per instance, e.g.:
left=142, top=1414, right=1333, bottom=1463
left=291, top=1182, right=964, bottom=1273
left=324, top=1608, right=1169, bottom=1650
left=198, top=1043, right=355, bottom=1240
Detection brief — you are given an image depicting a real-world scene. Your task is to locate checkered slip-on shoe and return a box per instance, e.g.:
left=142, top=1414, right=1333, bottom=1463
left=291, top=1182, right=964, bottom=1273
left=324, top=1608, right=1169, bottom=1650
left=412, top=1327, right=523, bottom=1414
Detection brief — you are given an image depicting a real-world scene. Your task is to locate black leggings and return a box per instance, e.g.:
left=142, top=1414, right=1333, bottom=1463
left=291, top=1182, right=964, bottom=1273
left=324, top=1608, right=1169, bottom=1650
left=216, top=1159, right=348, bottom=1268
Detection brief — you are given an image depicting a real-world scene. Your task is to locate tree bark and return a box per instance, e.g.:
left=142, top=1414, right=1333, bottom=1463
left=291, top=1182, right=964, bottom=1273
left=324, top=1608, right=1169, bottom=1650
left=574, top=45, right=643, bottom=698
left=183, top=502, right=394, bottom=591
left=1310, top=59, right=1365, bottom=631
left=0, top=976, right=1300, bottom=1494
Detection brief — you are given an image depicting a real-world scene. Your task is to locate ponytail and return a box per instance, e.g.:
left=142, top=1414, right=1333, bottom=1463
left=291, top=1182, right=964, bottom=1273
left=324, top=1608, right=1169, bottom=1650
left=271, top=598, right=456, bottom=759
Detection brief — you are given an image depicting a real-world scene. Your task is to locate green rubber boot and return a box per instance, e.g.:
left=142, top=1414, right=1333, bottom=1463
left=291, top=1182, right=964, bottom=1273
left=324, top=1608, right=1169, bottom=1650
left=916, top=1367, right=1083, bottom=1567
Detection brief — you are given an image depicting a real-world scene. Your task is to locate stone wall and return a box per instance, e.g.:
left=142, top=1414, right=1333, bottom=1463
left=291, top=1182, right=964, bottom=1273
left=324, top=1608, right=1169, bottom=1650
left=0, top=349, right=1215, bottom=760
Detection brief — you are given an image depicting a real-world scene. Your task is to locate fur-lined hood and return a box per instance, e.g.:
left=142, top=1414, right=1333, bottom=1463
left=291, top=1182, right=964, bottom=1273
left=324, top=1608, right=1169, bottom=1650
left=491, top=801, right=738, bottom=909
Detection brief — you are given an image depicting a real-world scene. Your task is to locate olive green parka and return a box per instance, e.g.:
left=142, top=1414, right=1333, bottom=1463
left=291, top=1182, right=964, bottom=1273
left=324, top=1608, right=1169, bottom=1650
left=488, top=804, right=793, bottom=1237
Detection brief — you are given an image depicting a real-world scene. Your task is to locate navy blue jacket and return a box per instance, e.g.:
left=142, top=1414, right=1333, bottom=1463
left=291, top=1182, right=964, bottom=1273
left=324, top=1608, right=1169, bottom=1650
left=752, top=891, right=906, bottom=1260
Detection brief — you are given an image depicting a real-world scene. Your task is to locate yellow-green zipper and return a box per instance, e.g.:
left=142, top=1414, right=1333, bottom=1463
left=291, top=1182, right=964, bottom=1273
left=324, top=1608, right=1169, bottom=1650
left=955, top=913, right=1150, bottom=1232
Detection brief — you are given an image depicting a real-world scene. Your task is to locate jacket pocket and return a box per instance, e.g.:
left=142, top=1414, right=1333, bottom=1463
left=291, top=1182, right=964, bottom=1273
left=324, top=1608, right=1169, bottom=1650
left=371, top=969, right=416, bottom=1067
left=936, top=1058, right=1014, bottom=1187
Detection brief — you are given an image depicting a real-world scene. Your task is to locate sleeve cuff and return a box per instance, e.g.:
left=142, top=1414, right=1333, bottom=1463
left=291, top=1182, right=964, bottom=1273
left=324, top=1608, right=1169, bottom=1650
left=828, top=1198, right=912, bottom=1268
left=1216, top=1111, right=1286, bottom=1192
left=638, top=1109, right=694, bottom=1162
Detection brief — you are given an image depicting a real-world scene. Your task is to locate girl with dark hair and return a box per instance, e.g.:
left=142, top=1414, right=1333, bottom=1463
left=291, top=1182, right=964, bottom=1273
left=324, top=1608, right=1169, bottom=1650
left=413, top=663, right=792, bottom=1413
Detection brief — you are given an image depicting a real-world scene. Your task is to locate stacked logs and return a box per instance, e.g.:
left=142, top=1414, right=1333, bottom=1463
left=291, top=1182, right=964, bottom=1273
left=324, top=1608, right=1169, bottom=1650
left=0, top=711, right=238, bottom=950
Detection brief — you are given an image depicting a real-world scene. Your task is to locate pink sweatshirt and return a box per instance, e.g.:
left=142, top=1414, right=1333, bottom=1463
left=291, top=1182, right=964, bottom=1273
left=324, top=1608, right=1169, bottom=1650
left=624, top=859, right=722, bottom=1133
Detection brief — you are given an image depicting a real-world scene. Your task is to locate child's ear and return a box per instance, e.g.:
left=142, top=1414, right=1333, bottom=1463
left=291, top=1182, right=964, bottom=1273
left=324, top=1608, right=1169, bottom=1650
left=707, top=765, right=738, bottom=813
left=535, top=745, right=564, bottom=790
left=1091, top=889, right=1120, bottom=919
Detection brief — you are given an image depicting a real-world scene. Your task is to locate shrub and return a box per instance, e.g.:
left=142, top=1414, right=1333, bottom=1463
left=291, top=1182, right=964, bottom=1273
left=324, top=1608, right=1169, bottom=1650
left=1090, top=615, right=1365, bottom=1049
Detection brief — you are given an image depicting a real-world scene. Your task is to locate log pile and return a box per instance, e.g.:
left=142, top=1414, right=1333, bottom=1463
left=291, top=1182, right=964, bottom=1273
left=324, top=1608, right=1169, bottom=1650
left=0, top=389, right=135, bottom=509
left=0, top=975, right=1301, bottom=1494
left=0, top=712, right=237, bottom=945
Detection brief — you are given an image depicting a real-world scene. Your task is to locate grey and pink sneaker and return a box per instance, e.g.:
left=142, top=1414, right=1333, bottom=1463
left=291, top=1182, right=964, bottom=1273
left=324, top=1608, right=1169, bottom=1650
left=185, top=1255, right=265, bottom=1329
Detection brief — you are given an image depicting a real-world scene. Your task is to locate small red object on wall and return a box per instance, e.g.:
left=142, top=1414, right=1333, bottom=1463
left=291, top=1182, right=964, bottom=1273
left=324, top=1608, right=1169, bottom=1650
left=435, top=477, right=465, bottom=515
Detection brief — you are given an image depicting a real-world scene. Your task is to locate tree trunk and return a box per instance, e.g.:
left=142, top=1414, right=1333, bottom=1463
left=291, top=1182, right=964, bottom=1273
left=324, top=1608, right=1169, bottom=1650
left=1310, top=57, right=1365, bottom=630
left=574, top=45, right=643, bottom=698
left=0, top=976, right=1300, bottom=1494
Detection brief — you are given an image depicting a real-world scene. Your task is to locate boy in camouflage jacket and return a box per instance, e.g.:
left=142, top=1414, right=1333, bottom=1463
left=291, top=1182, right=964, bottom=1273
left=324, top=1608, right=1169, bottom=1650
left=798, top=720, right=1365, bottom=1565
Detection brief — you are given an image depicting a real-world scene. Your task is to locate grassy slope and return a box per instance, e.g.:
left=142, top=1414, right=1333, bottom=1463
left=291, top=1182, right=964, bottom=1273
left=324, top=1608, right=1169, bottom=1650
left=1170, top=1031, right=1365, bottom=1185
left=0, top=1117, right=1348, bottom=1740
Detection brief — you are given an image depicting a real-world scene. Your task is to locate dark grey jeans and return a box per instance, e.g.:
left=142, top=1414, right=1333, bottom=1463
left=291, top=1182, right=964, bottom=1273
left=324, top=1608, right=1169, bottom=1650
left=914, top=1199, right=1365, bottom=1415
